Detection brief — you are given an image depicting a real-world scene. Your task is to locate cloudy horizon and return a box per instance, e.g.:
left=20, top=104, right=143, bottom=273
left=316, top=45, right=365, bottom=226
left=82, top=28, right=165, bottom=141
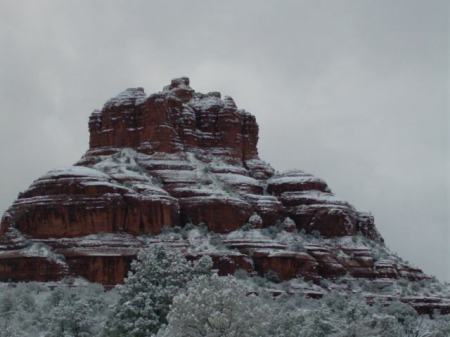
left=0, top=0, right=448, bottom=281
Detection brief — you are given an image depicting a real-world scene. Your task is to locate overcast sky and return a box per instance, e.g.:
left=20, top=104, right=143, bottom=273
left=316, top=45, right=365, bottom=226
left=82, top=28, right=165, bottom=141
left=0, top=0, right=448, bottom=281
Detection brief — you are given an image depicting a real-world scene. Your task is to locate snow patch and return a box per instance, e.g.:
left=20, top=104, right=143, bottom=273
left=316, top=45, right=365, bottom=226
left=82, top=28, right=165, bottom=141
left=42, top=166, right=110, bottom=179
left=103, top=88, right=146, bottom=108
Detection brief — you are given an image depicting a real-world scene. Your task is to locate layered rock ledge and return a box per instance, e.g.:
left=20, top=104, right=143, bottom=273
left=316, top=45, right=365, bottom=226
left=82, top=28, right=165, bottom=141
left=0, top=78, right=447, bottom=314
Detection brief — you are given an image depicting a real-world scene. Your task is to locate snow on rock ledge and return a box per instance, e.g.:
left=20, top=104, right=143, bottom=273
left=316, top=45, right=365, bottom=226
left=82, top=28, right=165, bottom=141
left=103, top=87, right=147, bottom=109
left=0, top=77, right=432, bottom=307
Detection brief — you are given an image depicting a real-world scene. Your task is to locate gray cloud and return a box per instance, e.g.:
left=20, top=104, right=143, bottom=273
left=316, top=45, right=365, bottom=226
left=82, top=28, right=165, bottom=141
left=0, top=0, right=448, bottom=281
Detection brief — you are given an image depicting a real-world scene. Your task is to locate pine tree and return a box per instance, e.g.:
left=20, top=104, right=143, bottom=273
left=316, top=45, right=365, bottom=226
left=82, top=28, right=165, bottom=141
left=105, top=245, right=212, bottom=337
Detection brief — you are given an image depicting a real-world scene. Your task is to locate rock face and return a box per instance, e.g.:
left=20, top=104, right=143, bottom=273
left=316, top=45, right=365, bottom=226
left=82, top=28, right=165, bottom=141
left=0, top=78, right=448, bottom=313
left=4, top=167, right=178, bottom=238
left=2, top=78, right=380, bottom=241
left=87, top=78, right=258, bottom=163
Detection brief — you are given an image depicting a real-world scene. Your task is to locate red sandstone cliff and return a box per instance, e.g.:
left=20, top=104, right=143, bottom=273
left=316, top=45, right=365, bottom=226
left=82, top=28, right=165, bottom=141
left=0, top=78, right=448, bottom=314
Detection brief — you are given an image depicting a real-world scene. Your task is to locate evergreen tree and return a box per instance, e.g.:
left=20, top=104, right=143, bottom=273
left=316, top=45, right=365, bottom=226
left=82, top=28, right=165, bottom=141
left=158, top=274, right=271, bottom=337
left=105, top=245, right=212, bottom=337
left=42, top=283, right=107, bottom=337
left=44, top=297, right=99, bottom=337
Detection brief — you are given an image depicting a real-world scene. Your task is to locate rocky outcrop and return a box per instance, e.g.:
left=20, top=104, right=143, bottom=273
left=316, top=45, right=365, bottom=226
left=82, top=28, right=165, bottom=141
left=3, top=167, right=178, bottom=238
left=2, top=78, right=381, bottom=241
left=268, top=171, right=381, bottom=238
left=0, top=252, right=64, bottom=282
left=87, top=77, right=258, bottom=163
left=0, top=78, right=447, bottom=314
left=0, top=234, right=429, bottom=284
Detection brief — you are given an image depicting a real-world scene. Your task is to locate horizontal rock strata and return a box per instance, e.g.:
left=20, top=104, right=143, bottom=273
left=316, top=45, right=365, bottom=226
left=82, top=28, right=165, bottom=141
left=0, top=78, right=447, bottom=314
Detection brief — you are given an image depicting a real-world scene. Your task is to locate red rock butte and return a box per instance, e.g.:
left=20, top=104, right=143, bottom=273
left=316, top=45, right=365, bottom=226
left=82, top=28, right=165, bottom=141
left=0, top=78, right=448, bottom=314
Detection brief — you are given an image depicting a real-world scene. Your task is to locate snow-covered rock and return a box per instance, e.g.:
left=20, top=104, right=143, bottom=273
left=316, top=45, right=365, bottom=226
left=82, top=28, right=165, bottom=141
left=0, top=77, right=443, bottom=317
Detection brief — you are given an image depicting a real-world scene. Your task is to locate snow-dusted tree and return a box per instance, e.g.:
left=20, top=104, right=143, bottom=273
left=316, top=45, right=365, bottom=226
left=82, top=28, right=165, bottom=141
left=248, top=213, right=263, bottom=228
left=382, top=300, right=436, bottom=337
left=0, top=325, right=20, bottom=337
left=0, top=288, right=19, bottom=337
left=430, top=317, right=450, bottom=337
left=265, top=308, right=306, bottom=337
left=105, top=245, right=212, bottom=337
left=334, top=312, right=402, bottom=337
left=42, top=283, right=107, bottom=337
left=158, top=274, right=271, bottom=337
left=0, top=289, right=15, bottom=319
left=0, top=282, right=109, bottom=337
left=301, top=309, right=336, bottom=337
left=43, top=297, right=100, bottom=337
